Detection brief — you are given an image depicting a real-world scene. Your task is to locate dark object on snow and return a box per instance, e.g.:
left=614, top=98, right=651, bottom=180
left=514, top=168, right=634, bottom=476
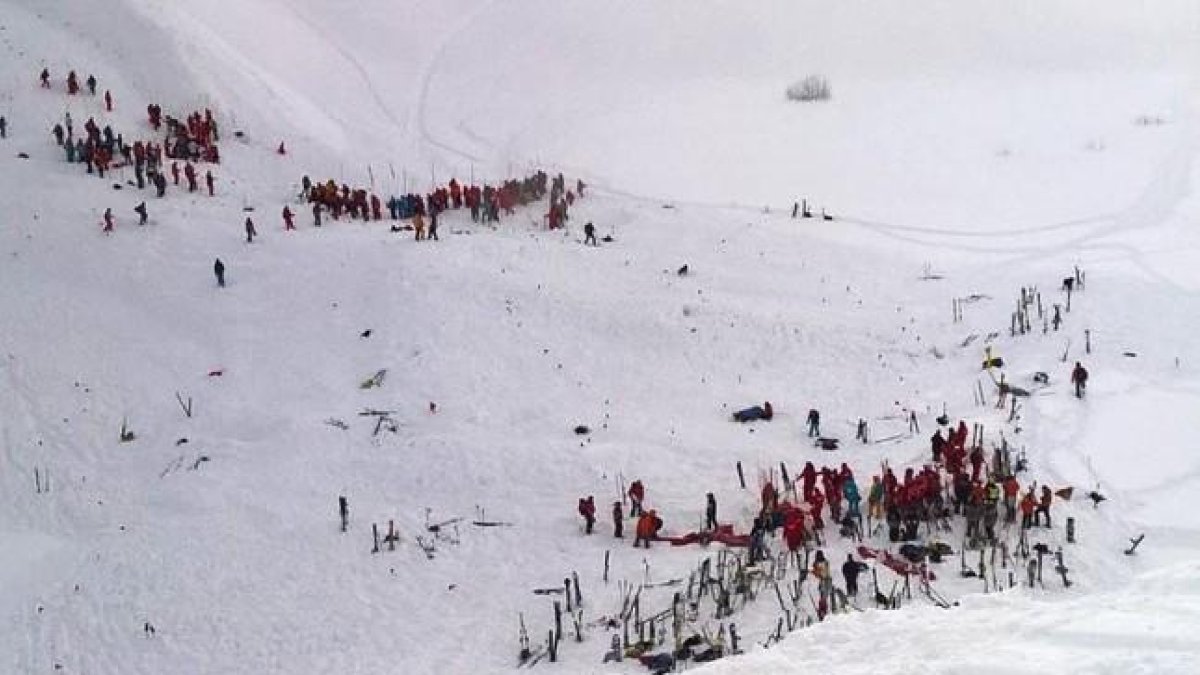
left=1033, top=372, right=1049, bottom=384
left=17, top=152, right=29, bottom=159
left=574, top=425, right=590, bottom=435
left=242, top=206, right=255, bottom=213
left=677, top=264, right=689, bottom=276
left=1087, top=490, right=1107, bottom=508
left=1124, top=534, right=1145, bottom=555
left=213, top=258, right=225, bottom=287
left=601, top=235, right=614, bottom=243
left=175, top=438, right=188, bottom=446
left=1123, top=352, right=1137, bottom=358
left=815, top=437, right=840, bottom=451
left=360, top=329, right=373, bottom=338
left=112, top=183, right=123, bottom=190
left=899, top=544, right=926, bottom=563
left=936, top=414, right=949, bottom=426
left=732, top=401, right=773, bottom=423
left=982, top=357, right=1004, bottom=369
left=1062, top=277, right=1075, bottom=292
left=1055, top=487, right=1074, bottom=501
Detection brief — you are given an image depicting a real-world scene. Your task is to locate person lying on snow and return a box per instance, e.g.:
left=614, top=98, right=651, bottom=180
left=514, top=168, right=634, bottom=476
left=732, top=401, right=773, bottom=423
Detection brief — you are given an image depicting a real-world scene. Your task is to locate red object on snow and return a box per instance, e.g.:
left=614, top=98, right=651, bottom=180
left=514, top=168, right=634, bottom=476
left=659, top=524, right=750, bottom=548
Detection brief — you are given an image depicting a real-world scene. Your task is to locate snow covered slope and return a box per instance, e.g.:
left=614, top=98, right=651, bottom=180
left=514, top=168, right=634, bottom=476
left=1, top=1, right=1199, bottom=673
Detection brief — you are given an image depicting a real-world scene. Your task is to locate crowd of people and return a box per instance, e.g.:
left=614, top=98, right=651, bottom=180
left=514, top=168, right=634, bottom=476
left=294, top=169, right=586, bottom=240
left=40, top=67, right=224, bottom=234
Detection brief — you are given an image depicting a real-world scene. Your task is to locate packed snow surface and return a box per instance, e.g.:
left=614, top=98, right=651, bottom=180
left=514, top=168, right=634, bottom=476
left=1, top=1, right=1199, bottom=673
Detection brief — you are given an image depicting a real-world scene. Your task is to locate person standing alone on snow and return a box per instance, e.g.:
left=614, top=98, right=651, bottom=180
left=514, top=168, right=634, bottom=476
left=245, top=217, right=257, bottom=243
left=578, top=496, right=596, bottom=534
left=584, top=222, right=597, bottom=246
left=705, top=492, right=718, bottom=530
left=807, top=409, right=821, bottom=437
left=213, top=258, right=225, bottom=287
left=1071, top=362, right=1088, bottom=398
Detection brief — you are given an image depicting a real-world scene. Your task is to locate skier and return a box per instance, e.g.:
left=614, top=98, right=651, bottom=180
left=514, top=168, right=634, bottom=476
left=1052, top=304, right=1062, bottom=331
left=705, top=492, right=718, bottom=530
left=867, top=475, right=884, bottom=521
left=611, top=501, right=623, bottom=538
left=244, top=217, right=257, bottom=243
left=171, top=161, right=180, bottom=185
left=1036, top=485, right=1053, bottom=527
left=312, top=203, right=322, bottom=227
left=577, top=496, right=596, bottom=534
left=134, top=202, right=147, bottom=226
left=39, top=68, right=50, bottom=88
left=154, top=172, right=167, bottom=198
left=583, top=222, right=597, bottom=246
left=104, top=90, right=112, bottom=112
left=806, top=409, right=820, bottom=437
left=627, top=479, right=645, bottom=517
left=0, top=115, right=6, bottom=139
left=428, top=209, right=439, bottom=241
left=101, top=207, right=114, bottom=234
left=282, top=206, right=295, bottom=231
left=812, top=550, right=832, bottom=615
left=930, top=429, right=946, bottom=463
left=1071, top=362, right=1089, bottom=399
left=52, top=123, right=64, bottom=146
left=205, top=170, right=215, bottom=196
left=184, top=163, right=197, bottom=192
left=1019, top=490, right=1037, bottom=530
left=338, top=496, right=349, bottom=532
left=67, top=70, right=79, bottom=95
left=1002, top=474, right=1020, bottom=523
left=843, top=475, right=862, bottom=521
left=800, top=462, right=818, bottom=501
left=86, top=74, right=97, bottom=95
left=213, top=258, right=225, bottom=287
left=412, top=212, right=425, bottom=241
left=276, top=141, right=287, bottom=155
left=634, top=510, right=661, bottom=548
left=842, top=553, right=867, bottom=597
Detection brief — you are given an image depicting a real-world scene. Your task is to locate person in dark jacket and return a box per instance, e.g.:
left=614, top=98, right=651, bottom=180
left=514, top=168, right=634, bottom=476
left=245, top=217, right=257, bottom=243
left=705, top=492, right=718, bottom=530
left=134, top=202, right=147, bottom=226
left=213, top=258, right=225, bottom=287
left=1071, top=362, right=1089, bottom=398
left=733, top=401, right=774, bottom=423
left=842, top=554, right=868, bottom=596
left=611, top=501, right=623, bottom=538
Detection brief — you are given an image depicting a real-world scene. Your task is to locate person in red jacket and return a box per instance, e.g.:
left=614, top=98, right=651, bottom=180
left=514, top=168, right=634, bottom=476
left=1019, top=490, right=1037, bottom=529
left=800, top=462, right=818, bottom=501
left=809, top=488, right=826, bottom=530
left=761, top=481, right=777, bottom=515
left=627, top=479, right=645, bottom=517
left=283, top=205, right=295, bottom=231
left=577, top=496, right=596, bottom=534
left=1002, top=475, right=1020, bottom=523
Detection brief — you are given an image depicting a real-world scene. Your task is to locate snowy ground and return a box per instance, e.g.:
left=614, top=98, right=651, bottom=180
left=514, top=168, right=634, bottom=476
left=2, top=1, right=1200, bottom=673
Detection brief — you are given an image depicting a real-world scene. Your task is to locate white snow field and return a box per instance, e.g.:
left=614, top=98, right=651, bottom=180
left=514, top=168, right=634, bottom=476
left=2, top=0, right=1200, bottom=673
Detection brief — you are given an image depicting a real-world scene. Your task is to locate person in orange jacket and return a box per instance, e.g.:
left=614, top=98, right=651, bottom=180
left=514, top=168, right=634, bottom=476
left=634, top=510, right=661, bottom=548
